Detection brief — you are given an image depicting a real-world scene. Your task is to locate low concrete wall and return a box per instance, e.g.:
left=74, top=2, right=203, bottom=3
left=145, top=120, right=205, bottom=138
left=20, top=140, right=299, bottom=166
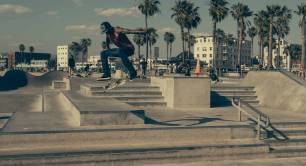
left=58, top=93, right=81, bottom=126
left=151, top=76, right=211, bottom=109
left=243, top=71, right=306, bottom=112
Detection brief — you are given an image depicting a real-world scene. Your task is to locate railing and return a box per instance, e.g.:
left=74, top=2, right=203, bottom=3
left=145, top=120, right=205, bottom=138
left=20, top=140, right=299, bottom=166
left=232, top=97, right=289, bottom=140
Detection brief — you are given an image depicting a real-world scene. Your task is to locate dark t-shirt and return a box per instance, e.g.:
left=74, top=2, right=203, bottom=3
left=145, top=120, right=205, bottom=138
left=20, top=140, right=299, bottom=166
left=107, top=32, right=135, bottom=55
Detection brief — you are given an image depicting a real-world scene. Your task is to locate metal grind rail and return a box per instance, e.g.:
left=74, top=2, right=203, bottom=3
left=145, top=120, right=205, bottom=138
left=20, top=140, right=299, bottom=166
left=232, top=97, right=288, bottom=140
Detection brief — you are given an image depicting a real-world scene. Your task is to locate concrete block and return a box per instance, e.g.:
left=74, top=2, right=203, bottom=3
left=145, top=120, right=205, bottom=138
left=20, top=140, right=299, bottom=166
left=151, top=76, right=211, bottom=109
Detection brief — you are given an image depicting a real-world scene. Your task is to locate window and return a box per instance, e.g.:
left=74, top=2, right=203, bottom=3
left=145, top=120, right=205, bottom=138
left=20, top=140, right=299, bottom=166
left=197, top=54, right=199, bottom=58
left=210, top=47, right=212, bottom=51
left=202, top=47, right=207, bottom=51
left=204, top=38, right=206, bottom=42
left=204, top=54, right=207, bottom=58
left=210, top=54, right=212, bottom=58
left=208, top=39, right=210, bottom=42
left=200, top=39, right=202, bottom=43
left=197, top=47, right=200, bottom=51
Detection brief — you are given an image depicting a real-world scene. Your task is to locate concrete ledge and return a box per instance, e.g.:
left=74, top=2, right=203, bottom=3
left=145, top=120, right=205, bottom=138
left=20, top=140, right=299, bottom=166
left=151, top=76, right=211, bottom=109
left=62, top=92, right=144, bottom=126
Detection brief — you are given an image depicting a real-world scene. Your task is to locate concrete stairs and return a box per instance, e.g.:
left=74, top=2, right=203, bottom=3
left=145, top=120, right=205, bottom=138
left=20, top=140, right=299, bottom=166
left=0, top=124, right=270, bottom=165
left=80, top=79, right=167, bottom=109
left=265, top=122, right=306, bottom=158
left=211, top=82, right=260, bottom=107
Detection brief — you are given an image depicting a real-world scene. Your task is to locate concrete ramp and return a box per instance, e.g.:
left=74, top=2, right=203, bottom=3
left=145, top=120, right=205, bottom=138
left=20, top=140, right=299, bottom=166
left=0, top=70, right=67, bottom=91
left=243, top=71, right=306, bottom=112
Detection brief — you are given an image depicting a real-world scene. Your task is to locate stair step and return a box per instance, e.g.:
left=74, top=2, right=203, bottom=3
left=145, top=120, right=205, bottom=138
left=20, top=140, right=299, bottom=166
left=266, top=138, right=306, bottom=147
left=281, top=129, right=306, bottom=137
left=212, top=86, right=255, bottom=91
left=212, top=90, right=256, bottom=94
left=270, top=145, right=306, bottom=158
left=114, top=96, right=164, bottom=102
left=0, top=142, right=269, bottom=164
left=272, top=122, right=306, bottom=128
left=90, top=90, right=162, bottom=97
left=126, top=101, right=167, bottom=107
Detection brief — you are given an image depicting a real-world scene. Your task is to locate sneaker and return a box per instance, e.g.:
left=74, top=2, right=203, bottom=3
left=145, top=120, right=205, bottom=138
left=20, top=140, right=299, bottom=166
left=96, top=74, right=111, bottom=81
left=129, top=74, right=137, bottom=81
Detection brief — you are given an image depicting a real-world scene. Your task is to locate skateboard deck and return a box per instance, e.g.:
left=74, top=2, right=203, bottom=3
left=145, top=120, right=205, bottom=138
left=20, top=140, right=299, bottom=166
left=97, top=78, right=127, bottom=90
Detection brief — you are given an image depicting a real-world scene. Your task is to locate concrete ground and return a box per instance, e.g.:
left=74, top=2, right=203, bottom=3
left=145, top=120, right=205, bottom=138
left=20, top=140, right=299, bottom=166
left=145, top=157, right=306, bottom=166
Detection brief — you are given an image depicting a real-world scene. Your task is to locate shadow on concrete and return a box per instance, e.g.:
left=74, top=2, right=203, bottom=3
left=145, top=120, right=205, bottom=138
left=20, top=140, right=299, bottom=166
left=211, top=91, right=232, bottom=108
left=164, top=117, right=226, bottom=126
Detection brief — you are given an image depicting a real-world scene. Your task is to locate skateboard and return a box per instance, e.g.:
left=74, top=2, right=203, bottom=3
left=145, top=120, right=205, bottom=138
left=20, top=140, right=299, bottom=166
left=97, top=78, right=127, bottom=90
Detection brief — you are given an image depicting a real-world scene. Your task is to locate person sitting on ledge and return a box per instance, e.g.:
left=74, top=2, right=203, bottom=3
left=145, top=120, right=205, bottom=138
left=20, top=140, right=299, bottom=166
left=98, top=22, right=146, bottom=81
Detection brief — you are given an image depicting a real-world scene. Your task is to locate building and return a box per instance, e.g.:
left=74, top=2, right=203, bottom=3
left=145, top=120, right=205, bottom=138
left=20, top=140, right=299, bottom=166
left=264, top=39, right=290, bottom=69
left=57, top=45, right=69, bottom=71
left=193, top=34, right=251, bottom=70
left=8, top=51, right=50, bottom=69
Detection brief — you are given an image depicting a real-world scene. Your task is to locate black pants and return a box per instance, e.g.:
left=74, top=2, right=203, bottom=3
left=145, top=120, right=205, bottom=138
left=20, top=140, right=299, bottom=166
left=100, top=48, right=136, bottom=77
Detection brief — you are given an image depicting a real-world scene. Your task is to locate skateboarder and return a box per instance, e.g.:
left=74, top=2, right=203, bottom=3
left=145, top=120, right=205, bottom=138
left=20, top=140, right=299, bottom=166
left=98, top=22, right=146, bottom=81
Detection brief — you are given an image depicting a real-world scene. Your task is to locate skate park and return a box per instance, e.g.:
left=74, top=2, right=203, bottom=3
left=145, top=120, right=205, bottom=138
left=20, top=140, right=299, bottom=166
left=1, top=69, right=306, bottom=165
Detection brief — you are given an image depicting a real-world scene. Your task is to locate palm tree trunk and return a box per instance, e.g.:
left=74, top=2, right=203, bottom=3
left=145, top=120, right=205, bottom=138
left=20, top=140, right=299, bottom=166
left=181, top=26, right=185, bottom=65
left=238, top=23, right=243, bottom=67
left=278, top=36, right=281, bottom=69
left=138, top=44, right=141, bottom=71
left=170, top=43, right=173, bottom=60
left=260, top=35, right=264, bottom=66
left=212, top=21, right=217, bottom=68
left=236, top=20, right=240, bottom=68
left=145, top=14, right=148, bottom=61
left=301, top=16, right=305, bottom=73
left=251, top=38, right=254, bottom=66
left=268, top=16, right=273, bottom=69
left=166, top=43, right=169, bottom=71
left=188, top=28, right=191, bottom=61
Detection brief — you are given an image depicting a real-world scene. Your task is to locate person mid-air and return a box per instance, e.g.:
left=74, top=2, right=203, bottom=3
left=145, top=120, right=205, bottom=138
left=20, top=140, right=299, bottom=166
left=98, top=22, right=146, bottom=81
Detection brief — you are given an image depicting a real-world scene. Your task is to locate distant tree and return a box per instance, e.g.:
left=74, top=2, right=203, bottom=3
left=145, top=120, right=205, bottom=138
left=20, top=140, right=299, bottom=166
left=231, top=3, right=252, bottom=67
left=209, top=0, right=229, bottom=68
left=247, top=26, right=257, bottom=66
left=295, top=3, right=306, bottom=72
left=80, top=38, right=91, bottom=66
left=19, top=44, right=25, bottom=65
left=138, top=0, right=161, bottom=62
left=133, top=33, right=146, bottom=70
left=254, top=10, right=269, bottom=66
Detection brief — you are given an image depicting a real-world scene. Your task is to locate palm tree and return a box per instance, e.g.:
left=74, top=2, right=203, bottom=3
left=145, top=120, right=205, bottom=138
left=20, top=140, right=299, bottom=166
left=275, top=7, right=291, bottom=69
left=28, top=46, right=35, bottom=67
left=171, top=0, right=192, bottom=65
left=19, top=44, right=25, bottom=66
left=138, top=0, right=161, bottom=64
left=164, top=32, right=171, bottom=68
left=168, top=33, right=176, bottom=60
left=266, top=5, right=284, bottom=69
left=295, top=3, right=306, bottom=72
left=209, top=0, right=228, bottom=68
left=80, top=38, right=91, bottom=68
left=147, top=28, right=158, bottom=58
left=184, top=2, right=201, bottom=61
left=247, top=26, right=257, bottom=66
left=133, top=33, right=146, bottom=70
left=231, top=3, right=252, bottom=68
left=69, top=42, right=82, bottom=64
left=254, top=10, right=269, bottom=66
left=215, top=29, right=225, bottom=71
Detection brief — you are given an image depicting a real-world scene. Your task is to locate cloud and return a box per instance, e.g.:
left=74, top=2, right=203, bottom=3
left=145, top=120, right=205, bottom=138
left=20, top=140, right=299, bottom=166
left=0, top=4, right=31, bottom=14
left=65, top=25, right=99, bottom=33
left=158, top=27, right=178, bottom=34
left=45, top=11, right=58, bottom=16
left=72, top=0, right=83, bottom=7
left=94, top=7, right=140, bottom=17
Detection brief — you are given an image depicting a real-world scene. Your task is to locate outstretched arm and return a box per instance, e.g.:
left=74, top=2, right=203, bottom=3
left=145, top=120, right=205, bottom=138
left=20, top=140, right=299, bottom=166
left=115, top=26, right=147, bottom=34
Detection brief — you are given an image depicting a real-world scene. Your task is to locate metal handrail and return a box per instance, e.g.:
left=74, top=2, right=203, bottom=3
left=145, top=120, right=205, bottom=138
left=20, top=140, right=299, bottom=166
left=232, top=97, right=270, bottom=140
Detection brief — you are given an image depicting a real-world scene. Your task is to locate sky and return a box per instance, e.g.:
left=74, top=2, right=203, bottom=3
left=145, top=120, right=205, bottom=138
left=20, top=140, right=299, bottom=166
left=0, top=0, right=304, bottom=58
